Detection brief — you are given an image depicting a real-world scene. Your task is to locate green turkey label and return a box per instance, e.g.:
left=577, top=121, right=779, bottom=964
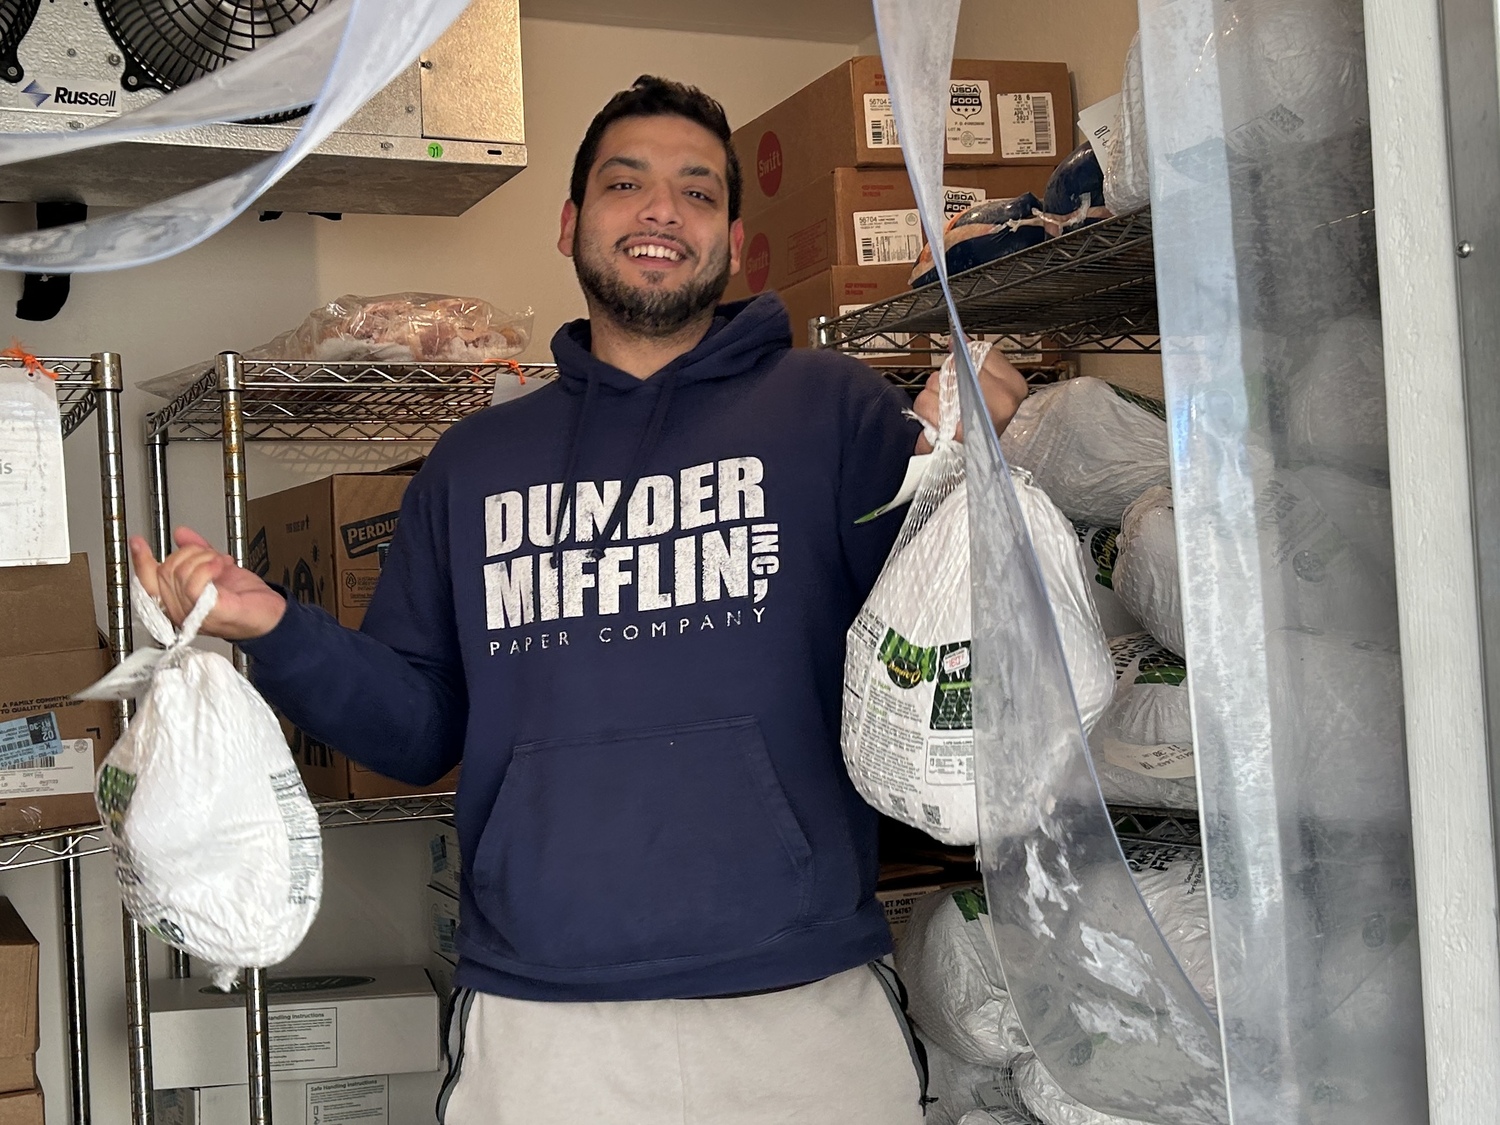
left=930, top=641, right=973, bottom=730
left=96, top=764, right=137, bottom=835
left=1111, top=383, right=1168, bottom=420
left=880, top=629, right=939, bottom=689
left=1075, top=522, right=1121, bottom=589
left=1135, top=648, right=1186, bottom=685
left=952, top=885, right=988, bottom=922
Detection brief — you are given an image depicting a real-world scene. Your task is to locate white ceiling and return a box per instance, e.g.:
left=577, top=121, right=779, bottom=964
left=519, top=0, right=876, bottom=43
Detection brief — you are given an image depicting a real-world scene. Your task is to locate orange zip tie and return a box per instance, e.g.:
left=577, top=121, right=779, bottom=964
left=1, top=340, right=57, bottom=380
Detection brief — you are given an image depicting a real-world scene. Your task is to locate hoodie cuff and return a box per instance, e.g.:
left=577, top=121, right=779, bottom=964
left=237, top=587, right=327, bottom=674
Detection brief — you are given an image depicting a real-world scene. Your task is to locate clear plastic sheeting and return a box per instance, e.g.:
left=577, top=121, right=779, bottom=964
left=1138, top=0, right=1428, bottom=1120
left=872, top=2, right=1227, bottom=1121
left=0, top=0, right=469, bottom=272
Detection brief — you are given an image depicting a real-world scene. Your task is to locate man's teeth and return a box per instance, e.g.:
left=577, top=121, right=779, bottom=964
left=627, top=244, right=683, bottom=261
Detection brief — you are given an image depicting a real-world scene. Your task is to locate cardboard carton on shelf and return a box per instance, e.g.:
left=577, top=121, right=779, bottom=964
left=0, top=900, right=38, bottom=1097
left=247, top=471, right=458, bottom=800
left=772, top=263, right=934, bottom=361
left=0, top=555, right=118, bottom=836
left=733, top=56, right=1073, bottom=216
left=149, top=965, right=441, bottom=1091
left=426, top=882, right=460, bottom=962
left=727, top=166, right=1053, bottom=299
left=0, top=1087, right=41, bottom=1125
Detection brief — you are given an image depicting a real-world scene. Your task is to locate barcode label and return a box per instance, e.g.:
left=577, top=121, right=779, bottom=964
left=998, top=92, right=1058, bottom=158
left=863, top=94, right=901, bottom=149
left=852, top=209, right=924, bottom=265
left=270, top=768, right=322, bottom=906
left=0, top=711, right=62, bottom=770
left=0, top=738, right=94, bottom=798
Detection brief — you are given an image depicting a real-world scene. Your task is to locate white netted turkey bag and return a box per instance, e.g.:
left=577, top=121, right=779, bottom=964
left=896, top=885, right=1030, bottom=1068
left=1112, top=486, right=1184, bottom=656
left=999, top=378, right=1170, bottom=526
left=1090, top=634, right=1198, bottom=811
left=842, top=346, right=1114, bottom=845
left=82, top=578, right=322, bottom=989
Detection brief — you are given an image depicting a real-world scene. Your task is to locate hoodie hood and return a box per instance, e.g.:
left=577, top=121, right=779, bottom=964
left=543, top=294, right=796, bottom=561
left=549, top=293, right=794, bottom=393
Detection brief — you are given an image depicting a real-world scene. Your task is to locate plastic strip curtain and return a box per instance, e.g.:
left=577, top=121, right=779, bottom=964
left=871, top=3, right=1229, bottom=1121
left=0, top=0, right=471, bottom=272
left=1137, top=0, right=1429, bottom=1120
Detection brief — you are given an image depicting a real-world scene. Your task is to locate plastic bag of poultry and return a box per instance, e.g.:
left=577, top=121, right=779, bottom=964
left=841, top=344, right=1114, bottom=845
left=80, top=577, right=323, bottom=990
left=909, top=194, right=1050, bottom=288
left=142, top=292, right=535, bottom=401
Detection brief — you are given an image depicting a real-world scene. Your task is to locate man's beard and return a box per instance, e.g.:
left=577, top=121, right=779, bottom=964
left=573, top=229, right=731, bottom=338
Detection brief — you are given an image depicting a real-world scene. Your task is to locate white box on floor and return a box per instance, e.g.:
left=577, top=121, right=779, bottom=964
left=149, top=967, right=441, bottom=1091
left=426, top=884, right=459, bottom=962
left=154, top=1071, right=444, bottom=1125
left=428, top=822, right=460, bottom=897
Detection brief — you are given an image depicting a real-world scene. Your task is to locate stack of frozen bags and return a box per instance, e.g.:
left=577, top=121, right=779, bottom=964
left=899, top=841, right=1215, bottom=1125
left=1000, top=322, right=1398, bottom=812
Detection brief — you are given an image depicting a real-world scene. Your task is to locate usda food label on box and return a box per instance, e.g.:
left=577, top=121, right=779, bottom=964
left=942, top=186, right=987, bottom=219
left=998, top=92, right=1058, bottom=158
left=853, top=209, right=924, bottom=265
left=306, top=1075, right=388, bottom=1124
left=946, top=79, right=994, bottom=154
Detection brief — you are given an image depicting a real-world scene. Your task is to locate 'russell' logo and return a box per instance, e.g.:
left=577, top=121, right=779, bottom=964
left=22, top=81, right=48, bottom=107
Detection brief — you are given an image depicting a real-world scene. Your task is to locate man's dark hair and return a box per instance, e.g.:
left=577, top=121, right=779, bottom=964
left=570, top=75, right=743, bottom=222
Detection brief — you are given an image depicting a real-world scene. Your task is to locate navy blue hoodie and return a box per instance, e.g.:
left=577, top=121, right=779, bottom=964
left=243, top=294, right=921, bottom=1000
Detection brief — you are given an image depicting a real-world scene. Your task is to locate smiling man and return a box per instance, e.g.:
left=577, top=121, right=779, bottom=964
left=132, top=77, right=1027, bottom=1124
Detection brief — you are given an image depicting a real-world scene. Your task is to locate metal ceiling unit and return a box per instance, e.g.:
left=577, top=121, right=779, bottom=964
left=0, top=0, right=526, bottom=216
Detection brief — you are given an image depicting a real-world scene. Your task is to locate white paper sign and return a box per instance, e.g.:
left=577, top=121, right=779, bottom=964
left=272, top=1006, right=339, bottom=1071
left=998, top=92, right=1058, bottom=158
left=307, top=1075, right=388, bottom=1125
left=1078, top=93, right=1123, bottom=167
left=853, top=209, right=925, bottom=265
left=0, top=738, right=94, bottom=798
left=0, top=366, right=69, bottom=566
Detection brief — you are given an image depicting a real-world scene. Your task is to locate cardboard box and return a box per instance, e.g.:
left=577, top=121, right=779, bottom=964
left=0, top=643, right=115, bottom=836
left=428, top=822, right=460, bottom=898
left=0, top=554, right=98, bottom=658
left=877, top=882, right=983, bottom=943
left=0, top=902, right=38, bottom=1097
left=149, top=966, right=441, bottom=1091
left=0, top=1087, right=41, bottom=1125
left=155, top=1072, right=443, bottom=1125
left=426, top=884, right=459, bottom=962
left=734, top=56, right=1073, bottom=215
left=772, top=263, right=918, bottom=351
left=248, top=472, right=459, bottom=800
left=729, top=167, right=1053, bottom=298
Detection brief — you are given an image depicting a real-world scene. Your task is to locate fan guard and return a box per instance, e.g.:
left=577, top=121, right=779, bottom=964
left=0, top=0, right=39, bottom=84
left=97, top=0, right=329, bottom=94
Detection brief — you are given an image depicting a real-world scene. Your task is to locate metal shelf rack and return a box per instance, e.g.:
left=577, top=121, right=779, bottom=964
left=0, top=356, right=131, bottom=1125
left=141, top=355, right=554, bottom=1125
left=813, top=207, right=1160, bottom=360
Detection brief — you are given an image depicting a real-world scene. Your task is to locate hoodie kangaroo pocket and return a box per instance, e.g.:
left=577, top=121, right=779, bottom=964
left=473, top=716, right=815, bottom=970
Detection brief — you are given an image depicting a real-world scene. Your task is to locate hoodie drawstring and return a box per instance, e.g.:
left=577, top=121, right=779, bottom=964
left=591, top=369, right=680, bottom=558
left=549, top=372, right=600, bottom=570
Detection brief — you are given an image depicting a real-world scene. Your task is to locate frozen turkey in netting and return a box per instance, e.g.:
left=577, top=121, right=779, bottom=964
left=80, top=578, right=323, bottom=990
left=1089, top=634, right=1198, bottom=811
left=1112, top=486, right=1184, bottom=656
left=1073, top=523, right=1143, bottom=639
left=1103, top=33, right=1150, bottom=214
left=843, top=351, right=1114, bottom=845
left=999, top=378, right=1170, bottom=526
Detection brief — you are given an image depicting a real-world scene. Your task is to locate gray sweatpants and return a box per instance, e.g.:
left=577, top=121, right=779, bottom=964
left=438, top=963, right=929, bottom=1124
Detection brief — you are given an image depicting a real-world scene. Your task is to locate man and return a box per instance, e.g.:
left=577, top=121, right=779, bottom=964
left=133, top=76, right=1026, bottom=1124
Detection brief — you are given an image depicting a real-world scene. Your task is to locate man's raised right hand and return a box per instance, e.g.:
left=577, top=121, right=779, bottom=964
left=129, top=528, right=288, bottom=641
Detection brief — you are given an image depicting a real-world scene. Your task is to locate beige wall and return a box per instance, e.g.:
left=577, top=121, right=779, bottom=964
left=0, top=19, right=857, bottom=1125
